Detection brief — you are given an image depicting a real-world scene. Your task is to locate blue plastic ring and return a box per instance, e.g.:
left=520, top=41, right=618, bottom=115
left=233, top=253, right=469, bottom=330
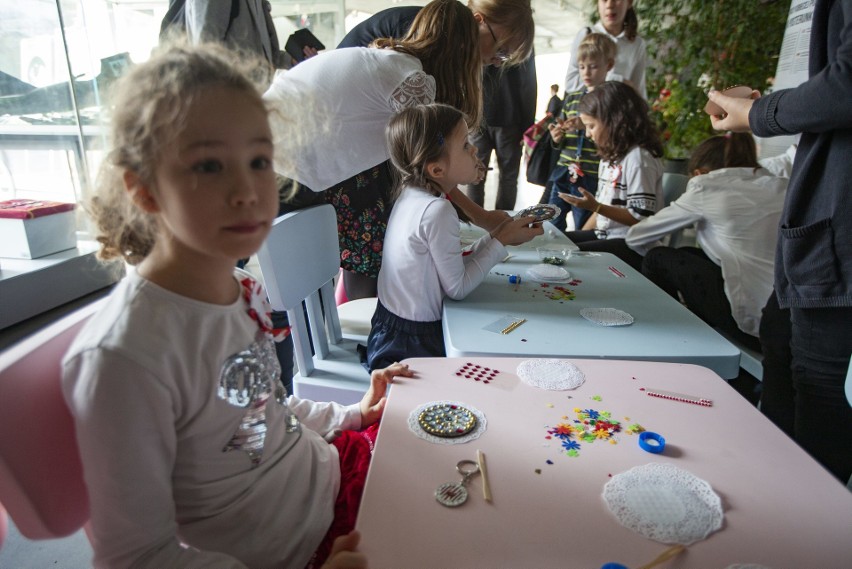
left=508, top=275, right=522, bottom=284
left=638, top=431, right=666, bottom=454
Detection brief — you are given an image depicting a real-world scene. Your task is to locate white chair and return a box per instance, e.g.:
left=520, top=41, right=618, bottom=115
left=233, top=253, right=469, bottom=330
left=336, top=296, right=377, bottom=344
left=661, top=172, right=690, bottom=248
left=256, top=204, right=371, bottom=405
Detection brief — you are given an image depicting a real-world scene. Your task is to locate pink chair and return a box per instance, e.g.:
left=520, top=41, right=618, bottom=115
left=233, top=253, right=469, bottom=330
left=0, top=299, right=104, bottom=539
left=0, top=502, right=8, bottom=549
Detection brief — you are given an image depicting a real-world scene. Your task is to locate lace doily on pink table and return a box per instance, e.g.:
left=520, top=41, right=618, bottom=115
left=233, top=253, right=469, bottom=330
left=603, top=462, right=724, bottom=545
left=516, top=359, right=586, bottom=390
left=407, top=401, right=487, bottom=445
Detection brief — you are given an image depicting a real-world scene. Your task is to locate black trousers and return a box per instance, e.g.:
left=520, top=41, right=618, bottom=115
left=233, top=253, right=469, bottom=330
left=565, top=230, right=644, bottom=273
left=640, top=246, right=761, bottom=353
left=759, top=292, right=852, bottom=483
left=466, top=124, right=526, bottom=211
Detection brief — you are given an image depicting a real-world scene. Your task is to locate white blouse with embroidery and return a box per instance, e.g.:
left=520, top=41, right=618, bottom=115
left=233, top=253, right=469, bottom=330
left=264, top=47, right=436, bottom=191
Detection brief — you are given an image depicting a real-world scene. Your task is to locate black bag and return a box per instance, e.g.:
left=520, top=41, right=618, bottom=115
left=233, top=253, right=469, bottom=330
left=526, top=135, right=557, bottom=186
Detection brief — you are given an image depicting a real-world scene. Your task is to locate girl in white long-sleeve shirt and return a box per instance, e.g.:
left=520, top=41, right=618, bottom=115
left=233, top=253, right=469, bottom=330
left=625, top=133, right=788, bottom=347
left=365, top=104, right=542, bottom=370
left=61, top=42, right=411, bottom=569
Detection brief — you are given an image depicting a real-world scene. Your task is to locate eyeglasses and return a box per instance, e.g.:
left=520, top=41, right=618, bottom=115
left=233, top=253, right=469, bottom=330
left=483, top=19, right=510, bottom=63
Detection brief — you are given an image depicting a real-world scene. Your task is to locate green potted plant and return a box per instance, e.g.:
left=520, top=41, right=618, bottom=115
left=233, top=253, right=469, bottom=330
left=586, top=0, right=789, bottom=164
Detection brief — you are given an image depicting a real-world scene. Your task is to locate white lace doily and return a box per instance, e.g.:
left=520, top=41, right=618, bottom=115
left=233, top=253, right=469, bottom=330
left=580, top=307, right=634, bottom=326
left=526, top=264, right=571, bottom=283
left=516, top=359, right=586, bottom=390
left=603, top=463, right=723, bottom=545
left=408, top=401, right=487, bottom=445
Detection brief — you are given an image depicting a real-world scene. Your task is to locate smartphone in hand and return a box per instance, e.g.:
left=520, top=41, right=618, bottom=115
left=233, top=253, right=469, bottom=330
left=285, top=28, right=325, bottom=63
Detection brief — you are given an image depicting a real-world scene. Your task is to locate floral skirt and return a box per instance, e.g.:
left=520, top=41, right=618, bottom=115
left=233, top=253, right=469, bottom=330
left=322, top=162, right=395, bottom=278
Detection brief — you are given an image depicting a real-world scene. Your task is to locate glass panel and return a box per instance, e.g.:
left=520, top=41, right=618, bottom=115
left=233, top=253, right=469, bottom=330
left=0, top=0, right=347, bottom=230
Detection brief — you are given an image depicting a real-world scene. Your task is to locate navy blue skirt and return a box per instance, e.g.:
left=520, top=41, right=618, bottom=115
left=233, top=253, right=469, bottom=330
left=365, top=301, right=445, bottom=371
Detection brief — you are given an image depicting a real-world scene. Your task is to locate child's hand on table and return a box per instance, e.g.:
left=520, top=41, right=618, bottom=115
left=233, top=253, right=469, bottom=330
left=360, top=362, right=413, bottom=426
left=321, top=531, right=367, bottom=569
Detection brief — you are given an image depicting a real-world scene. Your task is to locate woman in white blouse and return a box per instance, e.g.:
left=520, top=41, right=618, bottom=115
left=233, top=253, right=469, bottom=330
left=626, top=133, right=788, bottom=350
left=564, top=0, right=648, bottom=99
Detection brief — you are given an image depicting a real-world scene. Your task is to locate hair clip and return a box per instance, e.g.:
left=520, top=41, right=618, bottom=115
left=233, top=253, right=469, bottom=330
left=437, top=132, right=444, bottom=146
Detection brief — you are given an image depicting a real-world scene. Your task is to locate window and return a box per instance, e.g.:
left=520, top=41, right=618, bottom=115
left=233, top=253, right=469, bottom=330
left=0, top=0, right=344, bottom=235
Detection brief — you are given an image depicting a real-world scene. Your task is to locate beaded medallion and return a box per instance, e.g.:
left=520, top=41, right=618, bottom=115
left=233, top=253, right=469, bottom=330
left=418, top=403, right=477, bottom=438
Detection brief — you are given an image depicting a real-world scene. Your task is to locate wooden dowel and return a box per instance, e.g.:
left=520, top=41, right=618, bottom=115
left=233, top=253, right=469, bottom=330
left=635, top=545, right=686, bottom=569
left=477, top=449, right=492, bottom=502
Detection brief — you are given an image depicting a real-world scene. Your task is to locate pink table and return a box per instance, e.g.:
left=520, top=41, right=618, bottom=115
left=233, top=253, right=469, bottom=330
left=356, top=357, right=852, bottom=569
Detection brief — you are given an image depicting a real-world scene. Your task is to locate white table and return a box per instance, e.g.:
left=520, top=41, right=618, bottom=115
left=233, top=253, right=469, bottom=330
left=356, top=357, right=852, bottom=569
left=442, top=246, right=741, bottom=379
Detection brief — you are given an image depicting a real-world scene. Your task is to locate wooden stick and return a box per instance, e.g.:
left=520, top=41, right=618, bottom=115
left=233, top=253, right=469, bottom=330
left=635, top=545, right=686, bottom=569
left=476, top=449, right=492, bottom=502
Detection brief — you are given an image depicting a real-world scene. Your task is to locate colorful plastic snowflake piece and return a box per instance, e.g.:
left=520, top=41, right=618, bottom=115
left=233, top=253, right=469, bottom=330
left=562, top=440, right=581, bottom=452
left=583, top=409, right=600, bottom=419
left=566, top=449, right=580, bottom=457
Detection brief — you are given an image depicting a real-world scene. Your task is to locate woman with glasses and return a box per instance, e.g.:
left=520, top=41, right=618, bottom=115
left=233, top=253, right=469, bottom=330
left=341, top=1, right=537, bottom=217
left=276, top=0, right=535, bottom=301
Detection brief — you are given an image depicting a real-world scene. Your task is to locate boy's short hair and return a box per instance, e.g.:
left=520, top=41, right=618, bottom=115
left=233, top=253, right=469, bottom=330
left=550, top=84, right=559, bottom=92
left=577, top=32, right=617, bottom=64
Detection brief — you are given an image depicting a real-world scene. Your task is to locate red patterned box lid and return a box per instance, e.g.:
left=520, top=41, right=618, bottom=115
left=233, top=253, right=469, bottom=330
left=0, top=199, right=76, bottom=220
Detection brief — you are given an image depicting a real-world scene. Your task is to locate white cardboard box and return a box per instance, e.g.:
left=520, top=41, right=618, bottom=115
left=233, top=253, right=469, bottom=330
left=0, top=201, right=77, bottom=259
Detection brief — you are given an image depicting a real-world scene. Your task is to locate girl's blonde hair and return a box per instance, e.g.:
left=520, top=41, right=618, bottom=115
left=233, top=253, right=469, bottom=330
left=578, top=81, right=663, bottom=162
left=468, top=0, right=535, bottom=66
left=386, top=103, right=472, bottom=222
left=373, top=0, right=483, bottom=127
left=688, top=133, right=759, bottom=174
left=88, top=41, right=272, bottom=265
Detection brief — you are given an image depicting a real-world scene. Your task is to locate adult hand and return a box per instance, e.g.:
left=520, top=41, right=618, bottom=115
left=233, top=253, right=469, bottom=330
left=492, top=215, right=544, bottom=246
left=360, top=362, right=413, bottom=426
left=321, top=531, right=367, bottom=569
left=706, top=89, right=760, bottom=132
left=557, top=188, right=597, bottom=211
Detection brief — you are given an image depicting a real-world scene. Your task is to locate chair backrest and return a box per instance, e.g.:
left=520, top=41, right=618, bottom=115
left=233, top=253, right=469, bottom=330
left=0, top=299, right=104, bottom=539
left=0, top=502, right=8, bottom=549
left=256, top=204, right=344, bottom=376
left=662, top=172, right=689, bottom=207
left=661, top=173, right=691, bottom=247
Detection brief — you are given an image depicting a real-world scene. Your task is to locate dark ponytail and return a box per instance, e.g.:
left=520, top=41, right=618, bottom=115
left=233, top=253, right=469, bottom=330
left=688, top=133, right=759, bottom=174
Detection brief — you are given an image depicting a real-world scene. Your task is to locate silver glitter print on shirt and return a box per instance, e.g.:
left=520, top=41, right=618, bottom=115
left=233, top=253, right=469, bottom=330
left=218, top=332, right=300, bottom=466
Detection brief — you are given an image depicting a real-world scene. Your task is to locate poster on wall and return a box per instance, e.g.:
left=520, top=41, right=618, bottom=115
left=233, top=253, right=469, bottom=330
left=756, top=0, right=816, bottom=159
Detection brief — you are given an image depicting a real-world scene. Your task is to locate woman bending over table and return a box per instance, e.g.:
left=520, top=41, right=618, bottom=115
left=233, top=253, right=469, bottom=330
left=265, top=0, right=534, bottom=300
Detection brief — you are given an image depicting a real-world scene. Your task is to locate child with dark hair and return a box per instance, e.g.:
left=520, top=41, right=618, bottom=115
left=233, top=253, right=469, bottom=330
left=626, top=133, right=788, bottom=350
left=558, top=81, right=664, bottom=270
